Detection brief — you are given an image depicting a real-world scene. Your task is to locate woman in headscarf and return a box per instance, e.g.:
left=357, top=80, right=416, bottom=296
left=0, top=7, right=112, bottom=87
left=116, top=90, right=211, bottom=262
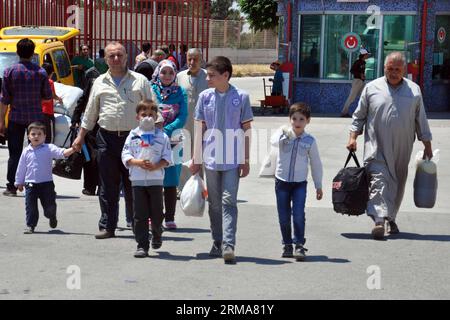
left=150, top=59, right=188, bottom=230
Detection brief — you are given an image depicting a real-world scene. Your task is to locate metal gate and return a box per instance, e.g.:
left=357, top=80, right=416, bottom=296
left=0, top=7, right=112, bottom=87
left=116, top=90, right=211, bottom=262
left=0, top=0, right=210, bottom=64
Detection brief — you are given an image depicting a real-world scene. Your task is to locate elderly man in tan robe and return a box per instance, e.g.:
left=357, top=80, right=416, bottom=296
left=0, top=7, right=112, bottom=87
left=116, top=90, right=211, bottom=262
left=347, top=52, right=433, bottom=240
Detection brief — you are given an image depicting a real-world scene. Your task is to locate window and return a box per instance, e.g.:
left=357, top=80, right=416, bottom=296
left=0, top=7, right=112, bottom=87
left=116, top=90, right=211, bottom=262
left=0, top=53, right=39, bottom=79
left=433, top=15, right=450, bottom=80
left=299, top=15, right=321, bottom=78
left=323, top=15, right=351, bottom=79
left=382, top=15, right=416, bottom=71
left=52, top=49, right=71, bottom=78
left=352, top=15, right=380, bottom=80
left=297, top=13, right=416, bottom=80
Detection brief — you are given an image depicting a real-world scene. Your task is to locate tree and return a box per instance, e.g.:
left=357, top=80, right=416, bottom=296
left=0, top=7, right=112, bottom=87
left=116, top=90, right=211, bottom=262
left=210, top=0, right=240, bottom=20
left=238, top=0, right=278, bottom=32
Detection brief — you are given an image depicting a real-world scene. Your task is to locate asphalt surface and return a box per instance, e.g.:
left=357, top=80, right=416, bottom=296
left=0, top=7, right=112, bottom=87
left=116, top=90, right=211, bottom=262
left=0, top=77, right=449, bottom=300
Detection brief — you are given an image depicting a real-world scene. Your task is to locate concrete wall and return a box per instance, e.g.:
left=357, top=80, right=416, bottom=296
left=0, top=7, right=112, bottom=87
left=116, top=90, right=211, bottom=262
left=208, top=48, right=277, bottom=64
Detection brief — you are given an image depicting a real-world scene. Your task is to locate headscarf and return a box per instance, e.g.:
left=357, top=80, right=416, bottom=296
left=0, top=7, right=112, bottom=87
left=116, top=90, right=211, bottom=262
left=151, top=59, right=180, bottom=102
left=151, top=59, right=185, bottom=127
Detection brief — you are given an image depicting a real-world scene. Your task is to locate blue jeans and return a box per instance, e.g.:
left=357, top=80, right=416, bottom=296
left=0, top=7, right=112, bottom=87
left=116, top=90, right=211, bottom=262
left=275, top=178, right=307, bottom=246
left=205, top=168, right=240, bottom=248
left=25, top=181, right=57, bottom=228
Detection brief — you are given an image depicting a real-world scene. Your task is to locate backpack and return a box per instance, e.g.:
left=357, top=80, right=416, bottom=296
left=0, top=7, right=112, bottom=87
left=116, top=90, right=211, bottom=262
left=332, top=151, right=369, bottom=216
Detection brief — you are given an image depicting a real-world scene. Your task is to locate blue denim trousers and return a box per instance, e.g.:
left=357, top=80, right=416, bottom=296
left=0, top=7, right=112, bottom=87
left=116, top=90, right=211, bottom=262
left=25, top=181, right=57, bottom=228
left=205, top=168, right=240, bottom=248
left=275, top=178, right=307, bottom=246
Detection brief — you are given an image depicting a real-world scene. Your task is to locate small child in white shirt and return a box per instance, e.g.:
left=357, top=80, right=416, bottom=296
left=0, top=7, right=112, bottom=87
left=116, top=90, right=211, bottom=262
left=272, top=103, right=323, bottom=261
left=122, top=100, right=172, bottom=258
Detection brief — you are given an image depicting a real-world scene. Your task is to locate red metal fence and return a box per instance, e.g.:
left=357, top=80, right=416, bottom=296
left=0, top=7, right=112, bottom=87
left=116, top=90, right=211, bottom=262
left=1, top=0, right=210, bottom=64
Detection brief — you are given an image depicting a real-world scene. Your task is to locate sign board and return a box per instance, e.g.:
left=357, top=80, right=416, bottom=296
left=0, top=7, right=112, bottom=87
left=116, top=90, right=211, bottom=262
left=437, top=27, right=446, bottom=44
left=341, top=32, right=361, bottom=53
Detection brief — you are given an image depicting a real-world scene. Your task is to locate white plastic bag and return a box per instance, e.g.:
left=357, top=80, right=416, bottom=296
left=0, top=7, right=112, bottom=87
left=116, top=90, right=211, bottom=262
left=53, top=101, right=70, bottom=116
left=180, top=174, right=207, bottom=217
left=53, top=114, right=72, bottom=147
left=54, top=82, right=83, bottom=117
left=258, top=127, right=283, bottom=178
left=258, top=145, right=278, bottom=177
left=178, top=159, right=193, bottom=191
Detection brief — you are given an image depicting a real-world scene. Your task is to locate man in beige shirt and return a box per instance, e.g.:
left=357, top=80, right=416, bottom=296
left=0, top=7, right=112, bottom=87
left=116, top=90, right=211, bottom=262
left=73, top=42, right=152, bottom=239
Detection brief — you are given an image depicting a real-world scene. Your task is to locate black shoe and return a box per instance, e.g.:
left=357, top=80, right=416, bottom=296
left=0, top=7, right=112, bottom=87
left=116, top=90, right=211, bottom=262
left=82, top=189, right=96, bottom=196
left=282, top=244, right=293, bottom=258
left=223, top=245, right=236, bottom=264
left=151, top=234, right=162, bottom=249
left=134, top=248, right=148, bottom=258
left=23, top=226, right=34, bottom=234
left=294, top=244, right=308, bottom=261
left=151, top=228, right=162, bottom=250
left=49, top=216, right=58, bottom=229
left=209, top=241, right=222, bottom=257
left=95, top=230, right=115, bottom=239
left=340, top=113, right=351, bottom=118
left=388, top=221, right=400, bottom=234
left=3, top=188, right=17, bottom=197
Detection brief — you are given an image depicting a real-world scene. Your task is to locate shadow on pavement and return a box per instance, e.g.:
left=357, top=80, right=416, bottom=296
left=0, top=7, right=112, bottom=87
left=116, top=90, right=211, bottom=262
left=195, top=253, right=292, bottom=265
left=162, top=236, right=194, bottom=242
left=235, top=256, right=293, bottom=265
left=341, top=232, right=450, bottom=242
left=33, top=230, right=93, bottom=236
left=304, top=255, right=350, bottom=263
left=387, top=232, right=450, bottom=242
left=150, top=251, right=194, bottom=261
left=56, top=195, right=80, bottom=200
left=172, top=228, right=210, bottom=234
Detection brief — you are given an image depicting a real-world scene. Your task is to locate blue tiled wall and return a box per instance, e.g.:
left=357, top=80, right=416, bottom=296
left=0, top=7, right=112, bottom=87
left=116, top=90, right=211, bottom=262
left=298, top=0, right=419, bottom=12
left=282, top=0, right=450, bottom=112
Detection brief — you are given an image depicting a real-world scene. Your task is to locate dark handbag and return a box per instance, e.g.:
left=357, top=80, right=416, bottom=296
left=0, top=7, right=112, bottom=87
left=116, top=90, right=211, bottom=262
left=52, top=129, right=84, bottom=180
left=332, top=151, right=369, bottom=216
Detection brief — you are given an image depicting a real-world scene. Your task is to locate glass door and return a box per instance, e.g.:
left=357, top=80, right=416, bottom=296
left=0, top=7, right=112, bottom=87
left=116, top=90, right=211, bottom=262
left=382, top=15, right=416, bottom=74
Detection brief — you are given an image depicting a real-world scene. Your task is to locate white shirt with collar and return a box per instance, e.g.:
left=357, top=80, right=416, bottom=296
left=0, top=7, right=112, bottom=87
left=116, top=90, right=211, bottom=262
left=271, top=125, right=323, bottom=189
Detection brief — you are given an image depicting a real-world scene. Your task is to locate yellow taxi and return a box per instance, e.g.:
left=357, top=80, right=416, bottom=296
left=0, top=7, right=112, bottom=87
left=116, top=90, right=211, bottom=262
left=0, top=26, right=80, bottom=86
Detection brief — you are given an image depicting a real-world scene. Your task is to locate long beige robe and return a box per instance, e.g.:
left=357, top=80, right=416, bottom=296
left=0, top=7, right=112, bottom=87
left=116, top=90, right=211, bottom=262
left=350, top=77, right=432, bottom=221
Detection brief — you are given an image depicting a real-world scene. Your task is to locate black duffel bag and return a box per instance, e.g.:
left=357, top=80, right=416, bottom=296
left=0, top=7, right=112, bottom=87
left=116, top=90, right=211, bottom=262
left=52, top=128, right=85, bottom=180
left=332, top=151, right=369, bottom=216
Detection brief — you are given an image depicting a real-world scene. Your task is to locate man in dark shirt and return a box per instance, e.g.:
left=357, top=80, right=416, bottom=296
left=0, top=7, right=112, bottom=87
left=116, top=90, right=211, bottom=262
left=0, top=38, right=52, bottom=196
left=134, top=49, right=165, bottom=81
left=341, top=48, right=370, bottom=117
left=71, top=66, right=101, bottom=196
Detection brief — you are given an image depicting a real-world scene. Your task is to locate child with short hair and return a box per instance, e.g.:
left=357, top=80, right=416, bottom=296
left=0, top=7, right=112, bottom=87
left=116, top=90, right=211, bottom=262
left=15, top=122, right=76, bottom=234
left=272, top=102, right=323, bottom=261
left=122, top=99, right=172, bottom=258
left=190, top=56, right=253, bottom=264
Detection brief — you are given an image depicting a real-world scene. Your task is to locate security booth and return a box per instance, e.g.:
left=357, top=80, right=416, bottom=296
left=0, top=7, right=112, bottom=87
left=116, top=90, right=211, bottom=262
left=278, top=0, right=450, bottom=113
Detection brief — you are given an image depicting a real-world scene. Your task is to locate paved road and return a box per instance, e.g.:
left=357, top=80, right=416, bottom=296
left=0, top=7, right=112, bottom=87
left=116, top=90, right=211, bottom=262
left=0, top=112, right=449, bottom=300
left=230, top=76, right=271, bottom=105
